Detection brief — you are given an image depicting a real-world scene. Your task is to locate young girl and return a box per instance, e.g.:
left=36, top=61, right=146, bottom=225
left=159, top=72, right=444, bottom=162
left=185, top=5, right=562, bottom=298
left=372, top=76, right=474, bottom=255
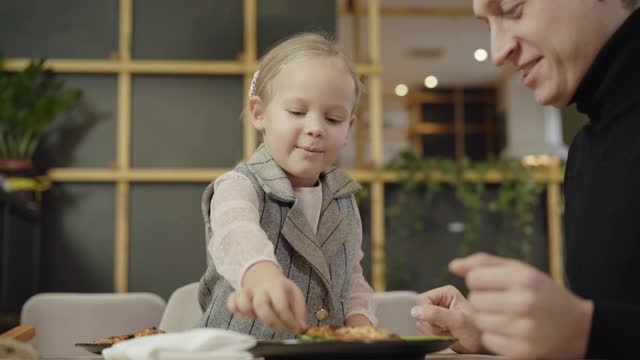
left=196, top=33, right=377, bottom=339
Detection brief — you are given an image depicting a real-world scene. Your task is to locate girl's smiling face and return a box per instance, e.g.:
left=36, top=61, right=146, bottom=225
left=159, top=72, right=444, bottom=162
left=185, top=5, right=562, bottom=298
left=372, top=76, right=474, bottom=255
left=250, top=56, right=356, bottom=187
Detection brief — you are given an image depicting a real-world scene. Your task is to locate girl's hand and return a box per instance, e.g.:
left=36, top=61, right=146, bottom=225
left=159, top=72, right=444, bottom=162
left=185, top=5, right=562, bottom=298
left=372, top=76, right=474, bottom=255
left=227, top=261, right=306, bottom=333
left=345, top=314, right=372, bottom=327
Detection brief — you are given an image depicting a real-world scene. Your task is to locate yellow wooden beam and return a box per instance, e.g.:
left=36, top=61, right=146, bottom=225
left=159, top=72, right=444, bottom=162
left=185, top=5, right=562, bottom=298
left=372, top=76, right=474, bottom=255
left=243, top=0, right=258, bottom=159
left=355, top=63, right=382, bottom=75
left=3, top=58, right=248, bottom=74
left=47, top=167, right=564, bottom=184
left=114, top=0, right=133, bottom=294
left=115, top=181, right=130, bottom=293
left=118, top=0, right=132, bottom=61
left=338, top=6, right=474, bottom=17
left=367, top=0, right=386, bottom=292
left=349, top=168, right=564, bottom=184
left=353, top=0, right=367, bottom=168
left=408, top=91, right=495, bottom=105
left=47, top=168, right=230, bottom=182
left=409, top=122, right=485, bottom=135
left=546, top=158, right=565, bottom=285
left=4, top=58, right=381, bottom=76
left=371, top=181, right=386, bottom=292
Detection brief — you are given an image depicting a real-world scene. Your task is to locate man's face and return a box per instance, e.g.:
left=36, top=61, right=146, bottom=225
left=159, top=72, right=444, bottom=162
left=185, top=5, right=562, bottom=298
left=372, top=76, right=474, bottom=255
left=473, top=0, right=619, bottom=107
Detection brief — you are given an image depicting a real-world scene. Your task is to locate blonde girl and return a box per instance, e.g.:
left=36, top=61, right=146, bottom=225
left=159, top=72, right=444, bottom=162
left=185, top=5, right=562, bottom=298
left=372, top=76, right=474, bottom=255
left=196, top=33, right=376, bottom=340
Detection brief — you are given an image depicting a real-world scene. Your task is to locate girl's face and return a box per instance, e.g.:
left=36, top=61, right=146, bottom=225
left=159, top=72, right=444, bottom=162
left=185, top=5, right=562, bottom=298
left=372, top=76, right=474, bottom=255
left=250, top=57, right=356, bottom=187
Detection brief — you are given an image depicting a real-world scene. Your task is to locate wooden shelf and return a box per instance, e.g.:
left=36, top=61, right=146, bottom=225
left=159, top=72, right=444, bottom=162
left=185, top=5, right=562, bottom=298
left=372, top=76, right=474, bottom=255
left=47, top=167, right=564, bottom=184
left=408, top=123, right=485, bottom=135
left=4, top=58, right=381, bottom=76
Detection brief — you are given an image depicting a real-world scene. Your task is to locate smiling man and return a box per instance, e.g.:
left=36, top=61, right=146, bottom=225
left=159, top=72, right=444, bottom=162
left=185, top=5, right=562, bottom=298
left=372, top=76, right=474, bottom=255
left=411, top=0, right=640, bottom=358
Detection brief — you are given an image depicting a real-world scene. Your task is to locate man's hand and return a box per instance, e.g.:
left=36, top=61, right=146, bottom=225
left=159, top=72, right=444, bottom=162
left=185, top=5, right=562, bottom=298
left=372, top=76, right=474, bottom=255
left=411, top=285, right=486, bottom=354
left=451, top=252, right=593, bottom=359
left=227, top=261, right=306, bottom=333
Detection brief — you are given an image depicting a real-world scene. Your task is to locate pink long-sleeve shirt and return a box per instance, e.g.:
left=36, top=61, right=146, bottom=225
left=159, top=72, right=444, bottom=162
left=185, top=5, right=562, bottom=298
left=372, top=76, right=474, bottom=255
left=208, top=171, right=377, bottom=325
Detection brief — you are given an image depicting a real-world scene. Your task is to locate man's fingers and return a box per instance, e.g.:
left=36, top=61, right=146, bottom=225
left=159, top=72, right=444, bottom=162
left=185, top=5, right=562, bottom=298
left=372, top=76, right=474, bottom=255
left=465, top=265, right=542, bottom=291
left=411, top=304, right=464, bottom=330
left=416, top=320, right=451, bottom=337
left=468, top=290, right=536, bottom=316
left=449, top=252, right=518, bottom=277
left=253, top=292, right=281, bottom=331
left=474, top=313, right=534, bottom=338
left=416, top=285, right=462, bottom=307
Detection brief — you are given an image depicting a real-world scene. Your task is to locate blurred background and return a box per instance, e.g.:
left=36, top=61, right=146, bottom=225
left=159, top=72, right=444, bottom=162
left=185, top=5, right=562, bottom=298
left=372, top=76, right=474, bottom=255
left=0, top=0, right=589, bottom=332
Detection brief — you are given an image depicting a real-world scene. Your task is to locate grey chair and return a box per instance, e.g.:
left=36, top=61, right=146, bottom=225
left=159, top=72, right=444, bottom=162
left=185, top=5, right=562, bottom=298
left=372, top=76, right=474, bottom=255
left=159, top=282, right=202, bottom=332
left=373, top=290, right=420, bottom=336
left=20, top=292, right=165, bottom=357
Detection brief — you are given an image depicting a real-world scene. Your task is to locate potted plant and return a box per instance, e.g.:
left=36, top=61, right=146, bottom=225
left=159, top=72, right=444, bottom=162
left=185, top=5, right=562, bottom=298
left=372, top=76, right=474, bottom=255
left=0, top=57, right=81, bottom=175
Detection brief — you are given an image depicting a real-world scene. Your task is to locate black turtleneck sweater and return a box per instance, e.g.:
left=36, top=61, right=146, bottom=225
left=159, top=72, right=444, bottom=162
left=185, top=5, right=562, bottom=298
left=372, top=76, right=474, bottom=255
left=566, top=9, right=640, bottom=359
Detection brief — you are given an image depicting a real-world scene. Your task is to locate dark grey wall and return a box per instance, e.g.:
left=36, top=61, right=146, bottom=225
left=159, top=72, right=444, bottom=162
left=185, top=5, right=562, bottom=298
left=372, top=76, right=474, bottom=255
left=0, top=0, right=118, bottom=59
left=1, top=0, right=336, bottom=300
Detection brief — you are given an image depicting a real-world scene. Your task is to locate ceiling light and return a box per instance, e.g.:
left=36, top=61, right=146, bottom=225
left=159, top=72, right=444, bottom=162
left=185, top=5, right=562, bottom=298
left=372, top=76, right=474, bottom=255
left=394, top=84, right=409, bottom=97
left=424, top=75, right=438, bottom=89
left=474, top=48, right=488, bottom=62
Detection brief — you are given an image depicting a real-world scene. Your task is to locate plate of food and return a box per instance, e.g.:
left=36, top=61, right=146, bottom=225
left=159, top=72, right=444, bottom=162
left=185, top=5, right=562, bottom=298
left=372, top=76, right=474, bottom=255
left=250, top=325, right=457, bottom=359
left=75, top=327, right=165, bottom=354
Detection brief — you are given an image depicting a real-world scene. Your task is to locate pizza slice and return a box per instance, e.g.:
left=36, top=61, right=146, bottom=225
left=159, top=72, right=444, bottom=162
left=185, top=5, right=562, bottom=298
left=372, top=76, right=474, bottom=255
left=92, top=327, right=165, bottom=344
left=301, top=325, right=400, bottom=341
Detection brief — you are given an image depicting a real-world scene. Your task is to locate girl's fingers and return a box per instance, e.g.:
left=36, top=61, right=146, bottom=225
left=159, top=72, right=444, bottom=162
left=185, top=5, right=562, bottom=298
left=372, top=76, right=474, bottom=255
left=234, top=288, right=257, bottom=319
left=253, top=291, right=282, bottom=331
left=289, top=286, right=307, bottom=330
left=270, top=287, right=299, bottom=332
left=227, top=292, right=237, bottom=313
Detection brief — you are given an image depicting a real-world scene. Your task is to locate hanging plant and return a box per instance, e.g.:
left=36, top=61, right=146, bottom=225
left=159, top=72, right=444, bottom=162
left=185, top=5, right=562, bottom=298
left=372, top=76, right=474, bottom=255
left=385, top=150, right=547, bottom=284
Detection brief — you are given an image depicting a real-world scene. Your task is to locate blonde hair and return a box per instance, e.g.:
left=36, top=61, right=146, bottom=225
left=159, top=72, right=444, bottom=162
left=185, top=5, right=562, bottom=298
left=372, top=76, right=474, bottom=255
left=251, top=32, right=362, bottom=114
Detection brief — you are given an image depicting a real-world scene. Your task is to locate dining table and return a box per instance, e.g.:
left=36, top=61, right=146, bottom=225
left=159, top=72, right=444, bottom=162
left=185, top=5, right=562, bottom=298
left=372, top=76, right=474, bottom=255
left=41, top=351, right=506, bottom=360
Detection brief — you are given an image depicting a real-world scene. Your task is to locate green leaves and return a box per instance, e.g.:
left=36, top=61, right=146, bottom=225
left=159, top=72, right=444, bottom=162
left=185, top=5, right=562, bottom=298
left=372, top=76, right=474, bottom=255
left=386, top=151, right=545, bottom=263
left=0, top=58, right=81, bottom=159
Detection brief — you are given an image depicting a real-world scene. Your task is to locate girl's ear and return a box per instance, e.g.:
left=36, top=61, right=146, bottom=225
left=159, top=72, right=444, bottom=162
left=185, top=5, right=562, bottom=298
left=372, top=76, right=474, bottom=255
left=248, top=96, right=265, bottom=131
left=344, top=114, right=357, bottom=145
left=348, top=114, right=356, bottom=131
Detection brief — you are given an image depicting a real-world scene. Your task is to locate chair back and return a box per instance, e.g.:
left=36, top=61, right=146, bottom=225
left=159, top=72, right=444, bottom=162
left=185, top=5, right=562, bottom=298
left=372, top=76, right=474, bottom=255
left=159, top=282, right=202, bottom=332
left=373, top=291, right=420, bottom=336
left=20, top=292, right=165, bottom=357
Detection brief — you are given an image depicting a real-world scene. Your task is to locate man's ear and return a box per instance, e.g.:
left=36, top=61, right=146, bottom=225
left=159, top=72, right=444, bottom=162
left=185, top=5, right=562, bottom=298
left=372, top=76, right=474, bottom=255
left=248, top=96, right=265, bottom=131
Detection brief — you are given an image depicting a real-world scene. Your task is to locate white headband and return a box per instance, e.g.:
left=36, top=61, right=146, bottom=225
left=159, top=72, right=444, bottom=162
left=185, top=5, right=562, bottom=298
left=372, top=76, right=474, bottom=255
left=248, top=70, right=260, bottom=97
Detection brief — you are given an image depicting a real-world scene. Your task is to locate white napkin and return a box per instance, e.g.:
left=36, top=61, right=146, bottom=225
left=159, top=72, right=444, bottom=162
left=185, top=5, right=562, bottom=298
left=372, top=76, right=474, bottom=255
left=102, top=328, right=257, bottom=360
left=0, top=338, right=39, bottom=360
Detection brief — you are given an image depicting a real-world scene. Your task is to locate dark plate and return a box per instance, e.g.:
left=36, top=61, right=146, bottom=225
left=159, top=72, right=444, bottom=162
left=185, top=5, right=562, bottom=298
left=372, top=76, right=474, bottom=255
left=250, top=336, right=457, bottom=360
left=75, top=343, right=111, bottom=354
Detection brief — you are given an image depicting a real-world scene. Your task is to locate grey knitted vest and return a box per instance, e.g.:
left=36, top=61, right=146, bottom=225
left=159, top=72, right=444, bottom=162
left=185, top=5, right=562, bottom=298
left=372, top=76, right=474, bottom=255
left=196, top=144, right=362, bottom=339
